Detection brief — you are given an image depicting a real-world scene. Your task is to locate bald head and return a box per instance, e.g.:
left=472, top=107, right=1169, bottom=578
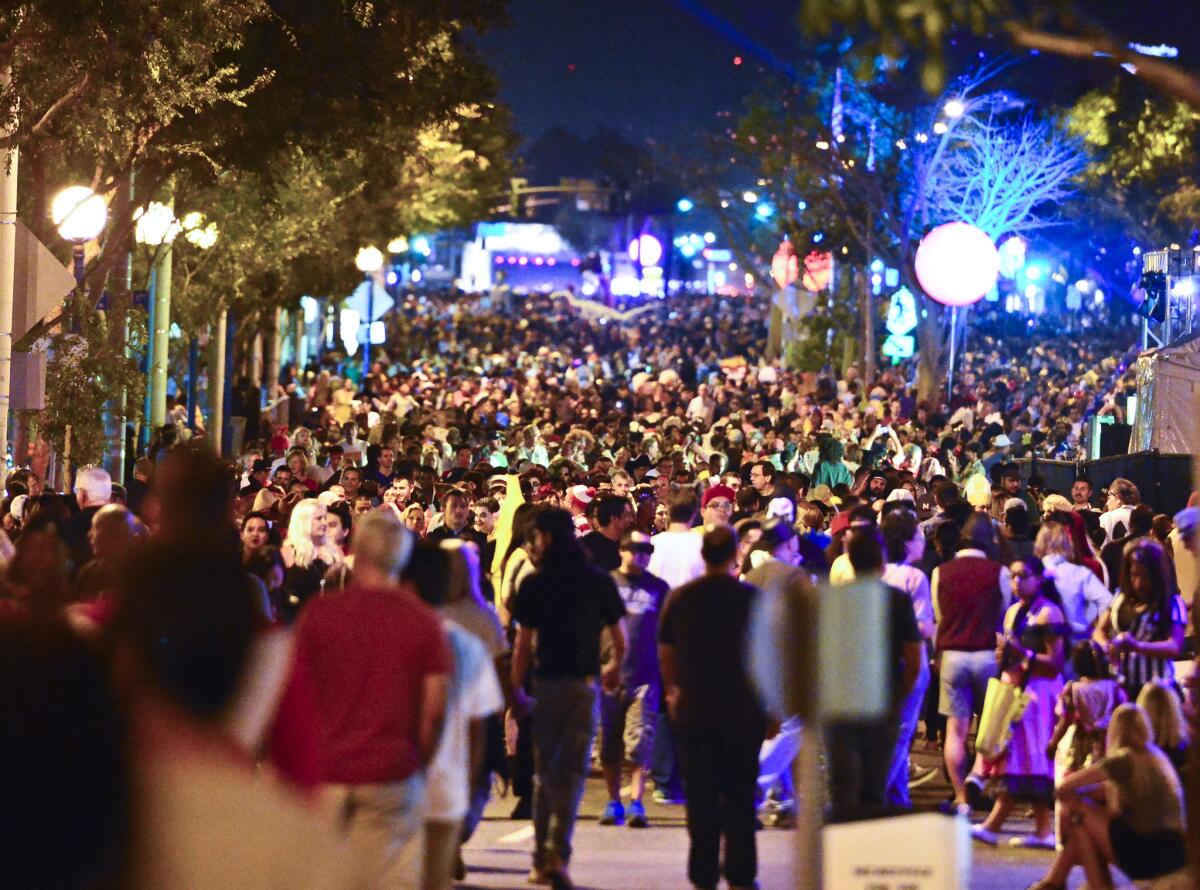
left=88, top=504, right=139, bottom=562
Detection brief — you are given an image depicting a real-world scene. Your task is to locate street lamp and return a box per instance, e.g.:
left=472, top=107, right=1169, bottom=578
left=355, top=246, right=384, bottom=379
left=135, top=200, right=181, bottom=433
left=179, top=212, right=218, bottom=433
left=943, top=98, right=967, bottom=119
left=51, top=186, right=107, bottom=284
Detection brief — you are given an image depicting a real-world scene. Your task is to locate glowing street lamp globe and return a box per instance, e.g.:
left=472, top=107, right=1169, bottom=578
left=943, top=98, right=967, bottom=119
left=355, top=246, right=385, bottom=274
left=628, top=234, right=663, bottom=267
left=52, top=186, right=107, bottom=243
left=134, top=202, right=181, bottom=246
left=914, top=222, right=999, bottom=308
left=387, top=236, right=409, bottom=254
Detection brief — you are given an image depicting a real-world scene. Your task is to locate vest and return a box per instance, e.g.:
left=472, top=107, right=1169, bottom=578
left=936, top=555, right=1003, bottom=652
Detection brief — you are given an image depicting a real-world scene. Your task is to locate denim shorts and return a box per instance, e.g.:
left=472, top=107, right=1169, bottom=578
left=938, top=649, right=997, bottom=720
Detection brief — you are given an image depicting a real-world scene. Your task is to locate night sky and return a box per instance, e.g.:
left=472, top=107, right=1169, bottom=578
left=478, top=0, right=1199, bottom=157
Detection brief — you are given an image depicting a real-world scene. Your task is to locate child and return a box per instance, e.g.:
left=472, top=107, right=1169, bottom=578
left=1048, top=641, right=1126, bottom=771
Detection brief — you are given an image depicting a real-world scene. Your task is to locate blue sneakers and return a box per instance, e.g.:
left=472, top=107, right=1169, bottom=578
left=599, top=800, right=625, bottom=826
left=627, top=799, right=648, bottom=828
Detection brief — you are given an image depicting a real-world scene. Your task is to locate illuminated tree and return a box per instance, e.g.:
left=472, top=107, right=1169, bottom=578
left=798, top=0, right=1200, bottom=109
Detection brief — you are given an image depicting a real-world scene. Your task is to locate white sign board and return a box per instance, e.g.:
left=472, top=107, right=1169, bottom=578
left=824, top=813, right=971, bottom=890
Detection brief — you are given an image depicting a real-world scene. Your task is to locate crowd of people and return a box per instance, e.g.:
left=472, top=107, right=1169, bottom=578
left=2, top=289, right=1197, bottom=890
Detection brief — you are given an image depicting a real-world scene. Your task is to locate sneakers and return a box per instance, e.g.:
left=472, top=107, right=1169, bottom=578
left=652, top=788, right=685, bottom=805
left=1008, top=833, right=1056, bottom=850
left=599, top=800, right=625, bottom=826
left=937, top=799, right=971, bottom=817
left=965, top=775, right=993, bottom=811
left=970, top=824, right=1000, bottom=845
left=628, top=799, right=649, bottom=828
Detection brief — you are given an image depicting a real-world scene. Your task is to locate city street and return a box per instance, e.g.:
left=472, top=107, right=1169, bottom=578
left=461, top=748, right=1061, bottom=889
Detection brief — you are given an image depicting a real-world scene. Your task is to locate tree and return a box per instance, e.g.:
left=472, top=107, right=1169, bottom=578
left=798, top=0, right=1200, bottom=108
left=701, top=61, right=1085, bottom=400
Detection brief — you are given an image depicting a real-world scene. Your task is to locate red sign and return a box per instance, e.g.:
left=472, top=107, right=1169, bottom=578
left=771, top=240, right=800, bottom=289
left=802, top=251, right=833, bottom=292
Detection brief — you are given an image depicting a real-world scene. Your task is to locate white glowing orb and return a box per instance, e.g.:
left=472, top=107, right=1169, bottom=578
left=52, top=186, right=108, bottom=242
left=628, top=234, right=663, bottom=267
left=914, top=222, right=999, bottom=307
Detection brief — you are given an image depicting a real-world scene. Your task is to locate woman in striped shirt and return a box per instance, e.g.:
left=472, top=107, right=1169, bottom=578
left=1093, top=539, right=1187, bottom=700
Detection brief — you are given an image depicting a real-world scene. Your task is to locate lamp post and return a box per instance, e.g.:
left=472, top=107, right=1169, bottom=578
left=355, top=246, right=384, bottom=380
left=134, top=200, right=180, bottom=435
left=180, top=213, right=218, bottom=433
left=52, top=186, right=108, bottom=288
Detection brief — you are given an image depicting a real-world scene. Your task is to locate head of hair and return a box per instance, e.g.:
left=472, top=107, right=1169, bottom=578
left=668, top=490, right=698, bottom=525
left=961, top=512, right=1000, bottom=561
left=244, top=545, right=284, bottom=582
left=1118, top=538, right=1177, bottom=634
left=1106, top=702, right=1152, bottom=753
left=107, top=540, right=258, bottom=720
left=1034, top=521, right=1074, bottom=560
left=1070, top=640, right=1111, bottom=680
left=752, top=459, right=776, bottom=481
left=326, top=501, right=353, bottom=536
left=1110, top=477, right=1139, bottom=506
left=881, top=508, right=919, bottom=563
left=155, top=448, right=237, bottom=546
left=440, top=538, right=486, bottom=607
left=1136, top=680, right=1190, bottom=751
left=0, top=622, right=129, bottom=887
left=934, top=518, right=961, bottom=557
left=1004, top=505, right=1031, bottom=538
left=846, top=524, right=885, bottom=575
left=1011, top=553, right=1065, bottom=613
left=403, top=540, right=450, bottom=607
left=700, top=523, right=738, bottom=567
left=595, top=494, right=630, bottom=528
left=529, top=506, right=584, bottom=567
left=353, top=510, right=415, bottom=579
left=1129, top=503, right=1154, bottom=537
left=74, top=465, right=113, bottom=506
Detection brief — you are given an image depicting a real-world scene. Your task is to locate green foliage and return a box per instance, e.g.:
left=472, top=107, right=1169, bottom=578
left=38, top=297, right=147, bottom=467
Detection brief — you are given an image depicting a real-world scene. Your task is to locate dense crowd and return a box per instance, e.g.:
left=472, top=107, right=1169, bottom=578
left=2, top=290, right=1196, bottom=890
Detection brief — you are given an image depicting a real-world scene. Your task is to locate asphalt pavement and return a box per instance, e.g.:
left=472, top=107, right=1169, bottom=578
left=458, top=744, right=1076, bottom=889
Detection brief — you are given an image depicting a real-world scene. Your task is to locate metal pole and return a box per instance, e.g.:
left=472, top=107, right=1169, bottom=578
left=0, top=71, right=17, bottom=469
left=947, top=305, right=959, bottom=400
left=141, top=266, right=157, bottom=451
left=361, top=272, right=373, bottom=380
left=149, top=237, right=173, bottom=428
left=221, top=310, right=236, bottom=456
left=796, top=721, right=823, bottom=890
left=211, top=310, right=226, bottom=454
left=186, top=336, right=198, bottom=432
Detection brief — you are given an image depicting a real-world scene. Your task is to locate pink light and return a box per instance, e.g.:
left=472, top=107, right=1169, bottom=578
left=628, top=234, right=663, bottom=267
left=533, top=256, right=545, bottom=265
left=518, top=256, right=529, bottom=266
left=494, top=256, right=505, bottom=264
left=570, top=258, right=580, bottom=267
left=507, top=256, right=517, bottom=264
left=547, top=258, right=557, bottom=266
left=914, top=222, right=999, bottom=307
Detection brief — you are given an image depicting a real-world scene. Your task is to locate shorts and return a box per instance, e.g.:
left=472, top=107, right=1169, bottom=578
left=1108, top=818, right=1187, bottom=880
left=599, top=684, right=657, bottom=768
left=938, top=649, right=997, bottom=720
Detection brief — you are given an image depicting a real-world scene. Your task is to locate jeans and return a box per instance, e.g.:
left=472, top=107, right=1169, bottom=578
left=825, top=721, right=899, bottom=822
left=758, top=716, right=803, bottom=801
left=322, top=771, right=426, bottom=889
left=885, top=657, right=931, bottom=808
left=675, top=722, right=764, bottom=890
left=531, top=678, right=598, bottom=869
left=650, top=709, right=685, bottom=796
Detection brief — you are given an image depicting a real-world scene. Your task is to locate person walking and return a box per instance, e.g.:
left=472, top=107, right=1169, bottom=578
left=659, top=524, right=766, bottom=890
left=511, top=506, right=627, bottom=889
left=287, top=512, right=451, bottom=889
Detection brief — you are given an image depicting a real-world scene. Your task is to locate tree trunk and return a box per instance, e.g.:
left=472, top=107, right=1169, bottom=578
left=916, top=297, right=945, bottom=407
left=264, top=305, right=281, bottom=398
left=859, top=267, right=876, bottom=386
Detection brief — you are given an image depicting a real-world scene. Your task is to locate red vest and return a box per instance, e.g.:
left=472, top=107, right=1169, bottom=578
left=936, top=555, right=1003, bottom=652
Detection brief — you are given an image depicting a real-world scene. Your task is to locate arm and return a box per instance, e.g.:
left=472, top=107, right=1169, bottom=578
left=1124, top=623, right=1186, bottom=660
left=1056, top=761, right=1109, bottom=798
left=468, top=717, right=486, bottom=777
left=1093, top=605, right=1114, bottom=647
left=416, top=673, right=449, bottom=767
left=658, top=642, right=679, bottom=720
left=511, top=624, right=533, bottom=691
left=602, top=620, right=626, bottom=692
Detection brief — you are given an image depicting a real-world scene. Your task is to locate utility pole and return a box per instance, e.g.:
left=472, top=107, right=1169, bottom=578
left=0, top=67, right=18, bottom=468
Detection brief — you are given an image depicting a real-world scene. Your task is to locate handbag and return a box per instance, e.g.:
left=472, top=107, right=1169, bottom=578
left=975, top=676, right=1032, bottom=761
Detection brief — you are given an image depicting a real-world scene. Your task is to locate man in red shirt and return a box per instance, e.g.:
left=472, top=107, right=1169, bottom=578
left=290, top=511, right=451, bottom=888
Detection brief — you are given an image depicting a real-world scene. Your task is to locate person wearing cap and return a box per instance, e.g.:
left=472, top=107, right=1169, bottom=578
left=286, top=512, right=451, bottom=887
left=981, top=432, right=1014, bottom=475
left=659, top=524, right=765, bottom=890
left=564, top=485, right=596, bottom=537
left=699, top=484, right=736, bottom=527
left=598, top=531, right=670, bottom=829
left=1169, top=502, right=1199, bottom=610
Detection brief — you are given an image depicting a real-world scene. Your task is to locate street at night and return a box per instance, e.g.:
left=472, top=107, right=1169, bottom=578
left=1, top=2, right=1199, bottom=890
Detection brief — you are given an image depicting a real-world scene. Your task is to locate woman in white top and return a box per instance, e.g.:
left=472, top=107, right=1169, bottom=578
left=1035, top=521, right=1113, bottom=639
left=880, top=506, right=934, bottom=808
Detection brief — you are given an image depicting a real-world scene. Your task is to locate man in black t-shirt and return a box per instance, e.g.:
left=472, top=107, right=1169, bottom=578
left=580, top=494, right=634, bottom=572
left=511, top=507, right=626, bottom=888
left=659, top=524, right=764, bottom=890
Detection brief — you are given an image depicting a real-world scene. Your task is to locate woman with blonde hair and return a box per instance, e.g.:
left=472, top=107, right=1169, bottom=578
left=1136, top=679, right=1190, bottom=774
left=1035, top=520, right=1112, bottom=640
left=403, top=503, right=428, bottom=538
left=1030, top=703, right=1186, bottom=889
left=277, top=499, right=343, bottom=623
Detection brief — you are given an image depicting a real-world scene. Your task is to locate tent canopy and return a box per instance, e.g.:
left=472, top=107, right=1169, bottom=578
left=1130, top=334, right=1200, bottom=455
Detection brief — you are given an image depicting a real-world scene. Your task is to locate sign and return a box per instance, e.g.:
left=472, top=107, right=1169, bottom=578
left=771, top=240, right=800, bottom=289
left=885, top=287, right=918, bottom=336
left=13, top=220, right=76, bottom=340
left=882, top=333, right=915, bottom=360
left=824, top=813, right=971, bottom=890
left=802, top=251, right=833, bottom=292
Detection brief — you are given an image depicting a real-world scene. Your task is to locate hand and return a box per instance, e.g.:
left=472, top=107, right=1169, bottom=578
left=600, top=662, right=620, bottom=693
left=1111, top=633, right=1136, bottom=653
left=511, top=688, right=536, bottom=719
left=664, top=686, right=680, bottom=722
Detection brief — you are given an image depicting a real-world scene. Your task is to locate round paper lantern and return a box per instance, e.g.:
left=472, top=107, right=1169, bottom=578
left=914, top=222, right=999, bottom=307
left=628, top=233, right=663, bottom=267
left=801, top=251, right=832, bottom=292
